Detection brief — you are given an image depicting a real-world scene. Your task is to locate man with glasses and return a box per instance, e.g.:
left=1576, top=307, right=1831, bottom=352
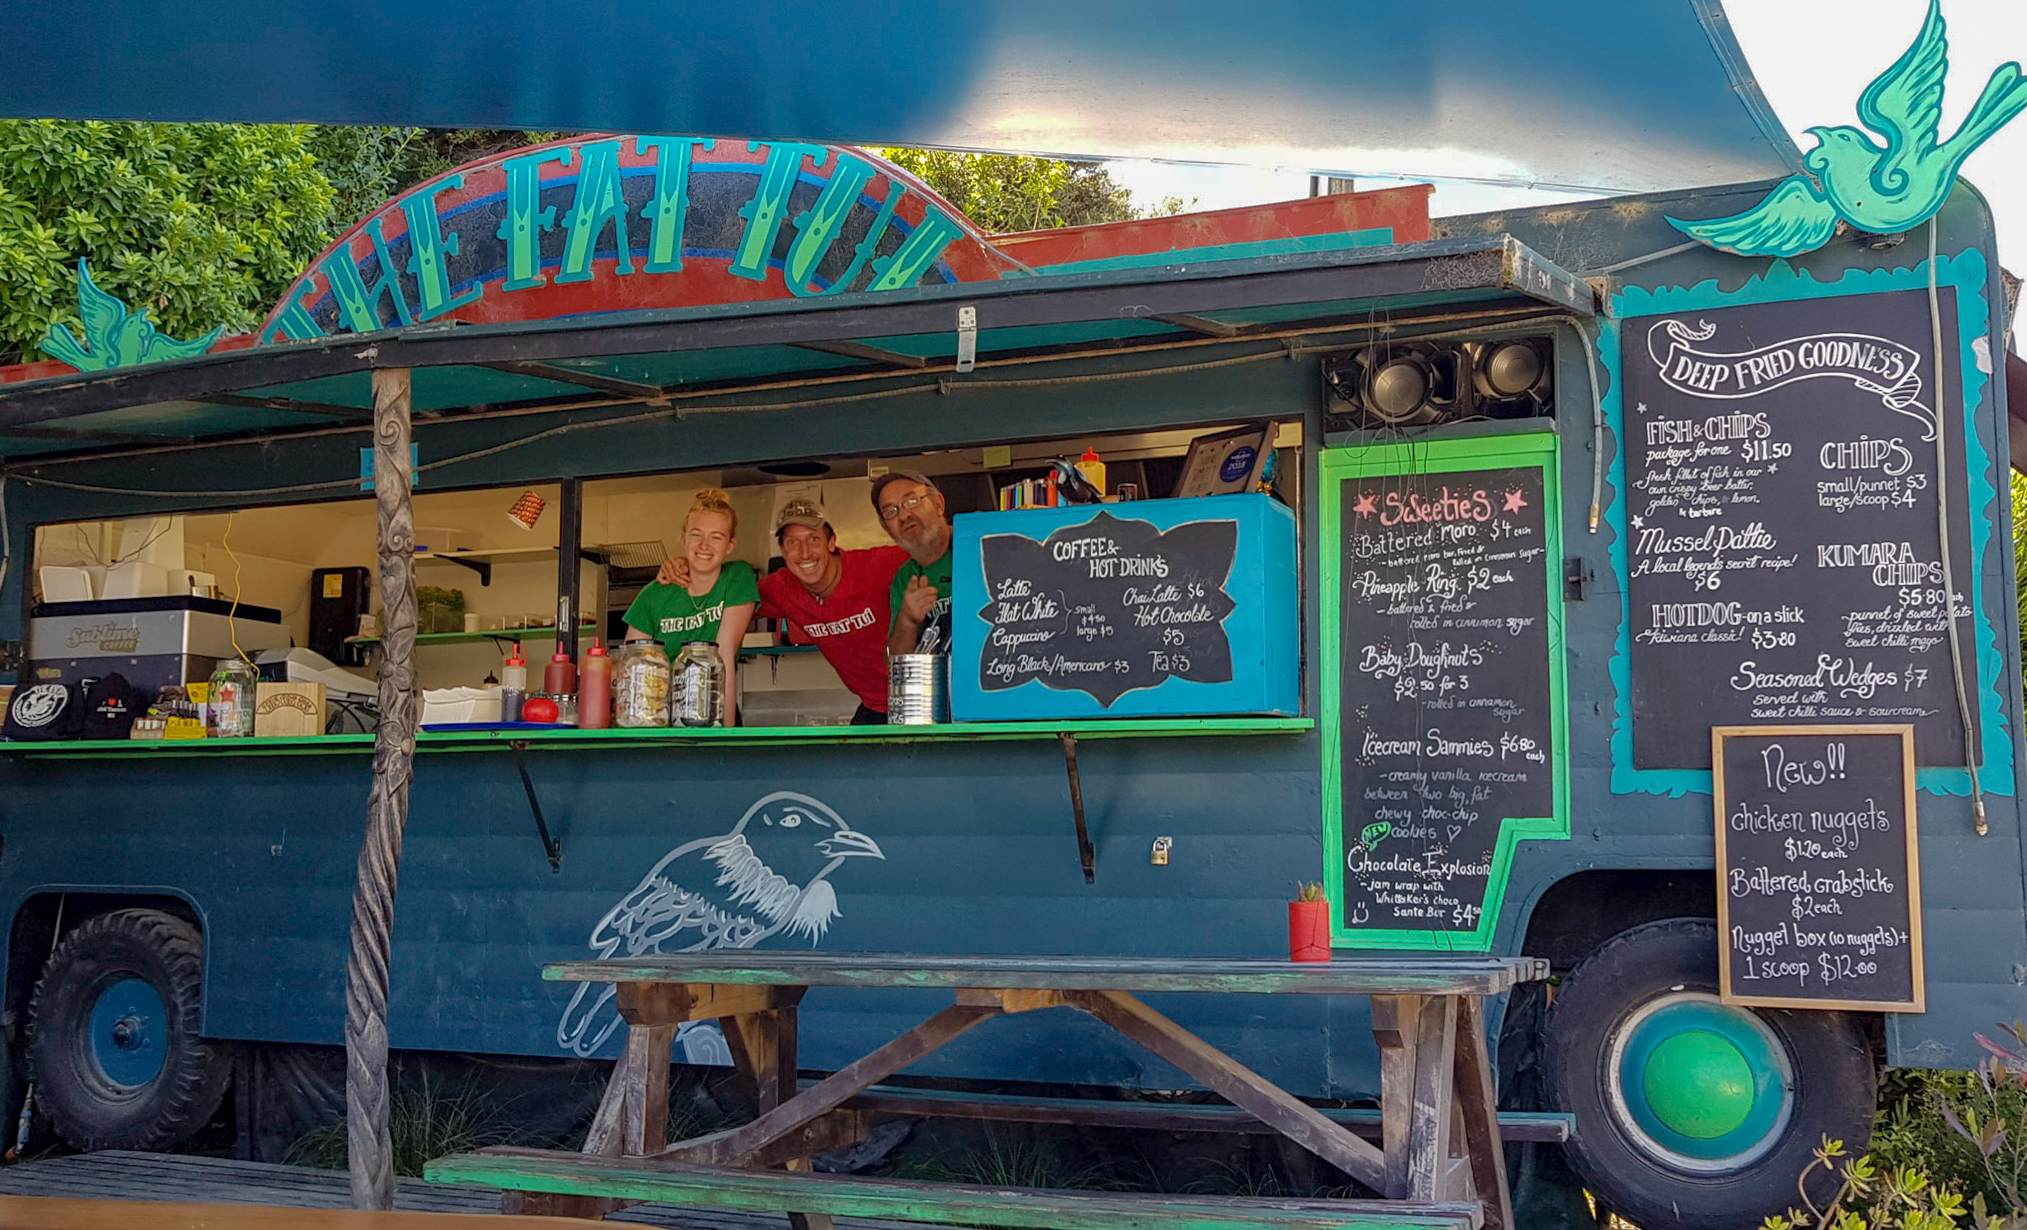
left=872, top=470, right=954, bottom=655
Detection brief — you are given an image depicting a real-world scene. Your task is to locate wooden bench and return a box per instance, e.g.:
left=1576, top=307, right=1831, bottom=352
left=828, top=1081, right=1575, bottom=1143
left=429, top=1149, right=1486, bottom=1230
left=426, top=953, right=1549, bottom=1230
left=0, top=1194, right=593, bottom=1229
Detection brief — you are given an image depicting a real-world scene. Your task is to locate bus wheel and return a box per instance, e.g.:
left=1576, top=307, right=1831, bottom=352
left=26, top=908, right=230, bottom=1151
left=1542, top=917, right=1874, bottom=1230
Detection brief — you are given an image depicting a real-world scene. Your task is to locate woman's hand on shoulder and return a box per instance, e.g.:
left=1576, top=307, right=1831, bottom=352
left=656, top=557, right=691, bottom=587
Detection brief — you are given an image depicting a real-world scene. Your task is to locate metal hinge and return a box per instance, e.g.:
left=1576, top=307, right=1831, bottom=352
left=955, top=306, right=977, bottom=373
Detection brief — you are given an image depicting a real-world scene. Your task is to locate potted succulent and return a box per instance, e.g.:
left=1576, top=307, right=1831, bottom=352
left=1289, top=881, right=1331, bottom=963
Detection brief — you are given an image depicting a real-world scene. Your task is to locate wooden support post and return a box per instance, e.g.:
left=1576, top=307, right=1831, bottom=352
left=1452, top=997, right=1514, bottom=1230
left=554, top=478, right=583, bottom=661
left=664, top=1004, right=999, bottom=1166
left=1369, top=994, right=1420, bottom=1199
left=344, top=367, right=417, bottom=1211
left=1405, top=995, right=1457, bottom=1202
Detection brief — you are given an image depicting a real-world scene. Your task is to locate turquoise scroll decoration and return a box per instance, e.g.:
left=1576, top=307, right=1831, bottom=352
left=1669, top=0, right=2027, bottom=258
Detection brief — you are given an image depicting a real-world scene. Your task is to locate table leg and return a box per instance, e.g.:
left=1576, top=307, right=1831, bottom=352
left=726, top=1007, right=837, bottom=1230
left=505, top=1019, right=674, bottom=1218
left=1452, top=996, right=1514, bottom=1230
left=1406, top=995, right=1457, bottom=1203
left=1369, top=994, right=1420, bottom=1199
left=1063, top=989, right=1387, bottom=1195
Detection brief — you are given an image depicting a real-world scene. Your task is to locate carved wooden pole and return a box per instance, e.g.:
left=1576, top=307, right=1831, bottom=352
left=347, top=367, right=417, bottom=1209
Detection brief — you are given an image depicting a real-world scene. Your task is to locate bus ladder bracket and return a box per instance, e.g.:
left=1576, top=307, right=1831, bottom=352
left=1060, top=732, right=1096, bottom=884
left=508, top=740, right=563, bottom=872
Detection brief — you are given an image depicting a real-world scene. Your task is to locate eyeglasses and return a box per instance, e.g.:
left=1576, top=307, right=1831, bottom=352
left=879, top=492, right=936, bottom=522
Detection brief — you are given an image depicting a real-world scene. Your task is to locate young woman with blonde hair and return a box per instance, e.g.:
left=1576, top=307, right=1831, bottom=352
left=622, top=488, right=758, bottom=725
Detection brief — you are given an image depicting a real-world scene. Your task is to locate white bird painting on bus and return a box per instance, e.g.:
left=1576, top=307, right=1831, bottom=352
left=557, top=791, right=885, bottom=1062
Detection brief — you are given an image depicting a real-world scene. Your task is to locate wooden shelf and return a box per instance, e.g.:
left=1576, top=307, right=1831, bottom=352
left=0, top=717, right=1314, bottom=759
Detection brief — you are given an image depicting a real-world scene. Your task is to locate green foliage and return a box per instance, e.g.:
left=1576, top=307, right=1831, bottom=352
left=877, top=148, right=1146, bottom=234
left=2013, top=472, right=2027, bottom=657
left=0, top=120, right=336, bottom=366
left=285, top=1068, right=530, bottom=1177
left=1763, top=1137, right=1970, bottom=1230
left=306, top=127, right=561, bottom=230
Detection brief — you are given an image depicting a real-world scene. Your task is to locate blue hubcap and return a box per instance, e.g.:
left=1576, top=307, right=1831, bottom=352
left=1607, top=992, right=1793, bottom=1171
left=88, top=978, right=167, bottom=1089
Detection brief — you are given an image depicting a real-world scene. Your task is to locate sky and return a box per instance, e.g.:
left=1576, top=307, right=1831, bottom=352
left=1105, top=0, right=2027, bottom=272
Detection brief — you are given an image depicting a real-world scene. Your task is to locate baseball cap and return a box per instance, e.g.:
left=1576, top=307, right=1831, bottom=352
left=774, top=498, right=831, bottom=538
left=869, top=469, right=940, bottom=513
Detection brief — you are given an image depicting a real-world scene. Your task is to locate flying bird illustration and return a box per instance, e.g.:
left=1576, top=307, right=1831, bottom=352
left=1669, top=0, right=2027, bottom=258
left=557, top=791, right=884, bottom=1059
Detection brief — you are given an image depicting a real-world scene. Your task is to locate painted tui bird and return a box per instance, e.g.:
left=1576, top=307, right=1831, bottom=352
left=1670, top=0, right=2027, bottom=258
left=556, top=791, right=884, bottom=1059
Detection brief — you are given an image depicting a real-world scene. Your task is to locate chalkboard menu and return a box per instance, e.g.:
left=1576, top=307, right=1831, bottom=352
left=973, top=511, right=1239, bottom=707
left=1337, top=464, right=1557, bottom=934
left=1713, top=725, right=1924, bottom=1011
left=1621, top=288, right=1975, bottom=769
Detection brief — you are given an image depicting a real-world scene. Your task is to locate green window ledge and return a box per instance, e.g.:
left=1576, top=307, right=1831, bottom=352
left=0, top=717, right=1314, bottom=759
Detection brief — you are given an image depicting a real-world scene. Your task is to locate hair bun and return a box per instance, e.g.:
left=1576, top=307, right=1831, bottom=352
left=691, top=487, right=733, bottom=510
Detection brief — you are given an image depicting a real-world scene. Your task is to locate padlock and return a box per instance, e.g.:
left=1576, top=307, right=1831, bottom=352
left=1150, top=836, right=1173, bottom=866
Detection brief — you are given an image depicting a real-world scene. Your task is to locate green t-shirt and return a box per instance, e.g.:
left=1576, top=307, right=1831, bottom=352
left=624, top=561, right=761, bottom=656
left=889, top=548, right=953, bottom=651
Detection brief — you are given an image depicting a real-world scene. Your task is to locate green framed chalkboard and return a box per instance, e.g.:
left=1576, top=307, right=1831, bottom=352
left=1320, top=432, right=1570, bottom=950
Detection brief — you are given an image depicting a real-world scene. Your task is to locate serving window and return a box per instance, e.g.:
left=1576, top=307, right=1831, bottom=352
left=15, top=419, right=1306, bottom=747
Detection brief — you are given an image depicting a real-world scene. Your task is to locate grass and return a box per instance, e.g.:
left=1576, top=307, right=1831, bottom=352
left=882, top=1128, right=1137, bottom=1192
left=283, top=1068, right=534, bottom=1176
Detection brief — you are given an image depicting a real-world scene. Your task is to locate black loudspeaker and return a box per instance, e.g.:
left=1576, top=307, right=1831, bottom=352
left=309, top=567, right=372, bottom=666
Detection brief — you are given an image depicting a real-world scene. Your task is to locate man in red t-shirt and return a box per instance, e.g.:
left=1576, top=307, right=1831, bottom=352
left=659, top=500, right=907, bottom=723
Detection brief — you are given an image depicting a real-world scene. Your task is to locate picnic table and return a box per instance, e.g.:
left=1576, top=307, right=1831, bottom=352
left=427, top=953, right=1549, bottom=1230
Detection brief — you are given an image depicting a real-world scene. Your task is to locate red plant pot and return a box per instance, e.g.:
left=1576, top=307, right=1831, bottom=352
left=1288, top=899, right=1332, bottom=962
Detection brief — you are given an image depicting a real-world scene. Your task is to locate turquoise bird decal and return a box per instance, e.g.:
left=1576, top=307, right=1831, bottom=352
left=38, top=260, right=223, bottom=373
left=1669, top=0, right=2027, bottom=258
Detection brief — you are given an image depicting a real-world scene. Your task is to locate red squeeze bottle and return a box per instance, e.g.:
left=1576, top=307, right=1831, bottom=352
left=579, top=638, right=612, bottom=729
left=544, top=645, right=576, bottom=698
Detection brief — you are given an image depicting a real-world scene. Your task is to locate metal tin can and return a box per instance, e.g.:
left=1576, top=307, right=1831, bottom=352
left=888, top=653, right=950, bottom=725
left=672, top=641, right=724, bottom=728
left=613, top=641, right=671, bottom=728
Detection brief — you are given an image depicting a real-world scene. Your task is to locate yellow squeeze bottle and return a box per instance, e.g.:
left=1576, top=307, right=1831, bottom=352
left=1074, top=447, right=1106, bottom=497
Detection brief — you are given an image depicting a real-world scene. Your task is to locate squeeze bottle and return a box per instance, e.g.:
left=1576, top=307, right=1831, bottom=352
left=1074, top=447, right=1106, bottom=497
left=579, top=638, right=612, bottom=729
left=544, top=645, right=577, bottom=699
left=501, top=643, right=528, bottom=722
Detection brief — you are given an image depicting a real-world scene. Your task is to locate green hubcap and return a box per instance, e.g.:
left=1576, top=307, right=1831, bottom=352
left=1607, top=992, right=1794, bottom=1171
left=1643, top=1030, right=1756, bottom=1138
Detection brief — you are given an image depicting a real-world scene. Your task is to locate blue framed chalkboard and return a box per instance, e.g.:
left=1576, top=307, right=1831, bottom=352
left=950, top=495, right=1298, bottom=720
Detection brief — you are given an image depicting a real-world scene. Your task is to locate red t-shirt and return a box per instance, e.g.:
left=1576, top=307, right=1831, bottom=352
left=758, top=546, right=910, bottom=712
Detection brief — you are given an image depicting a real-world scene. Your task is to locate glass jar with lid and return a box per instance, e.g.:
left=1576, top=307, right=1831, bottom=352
left=672, top=641, right=725, bottom=728
left=612, top=641, right=671, bottom=728
left=207, top=657, right=259, bottom=738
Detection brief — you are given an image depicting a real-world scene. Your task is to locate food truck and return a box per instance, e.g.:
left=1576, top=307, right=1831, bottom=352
left=0, top=133, right=2018, bottom=1228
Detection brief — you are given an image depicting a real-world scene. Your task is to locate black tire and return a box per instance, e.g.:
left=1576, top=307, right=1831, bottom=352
left=26, top=908, right=231, bottom=1151
left=1543, top=918, right=1875, bottom=1230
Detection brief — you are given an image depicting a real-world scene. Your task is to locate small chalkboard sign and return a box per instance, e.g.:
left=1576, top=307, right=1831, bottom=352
left=951, top=495, right=1298, bottom=720
left=1713, top=724, right=1924, bottom=1012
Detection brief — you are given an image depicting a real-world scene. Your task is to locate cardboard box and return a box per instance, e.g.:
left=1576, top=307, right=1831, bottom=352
left=163, top=716, right=205, bottom=740
left=255, top=682, right=327, bottom=737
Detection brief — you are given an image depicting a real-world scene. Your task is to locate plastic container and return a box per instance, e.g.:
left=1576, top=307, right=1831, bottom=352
left=1289, top=899, right=1332, bottom=962
left=544, top=646, right=576, bottom=698
left=672, top=641, right=725, bottom=728
left=578, top=639, right=612, bottom=729
left=614, top=641, right=671, bottom=727
left=1074, top=446, right=1106, bottom=497
left=500, top=643, right=528, bottom=722
left=206, top=657, right=259, bottom=738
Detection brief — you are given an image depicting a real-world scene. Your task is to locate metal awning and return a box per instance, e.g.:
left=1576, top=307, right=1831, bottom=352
left=0, top=0, right=1802, bottom=196
left=0, top=234, right=1590, bottom=462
